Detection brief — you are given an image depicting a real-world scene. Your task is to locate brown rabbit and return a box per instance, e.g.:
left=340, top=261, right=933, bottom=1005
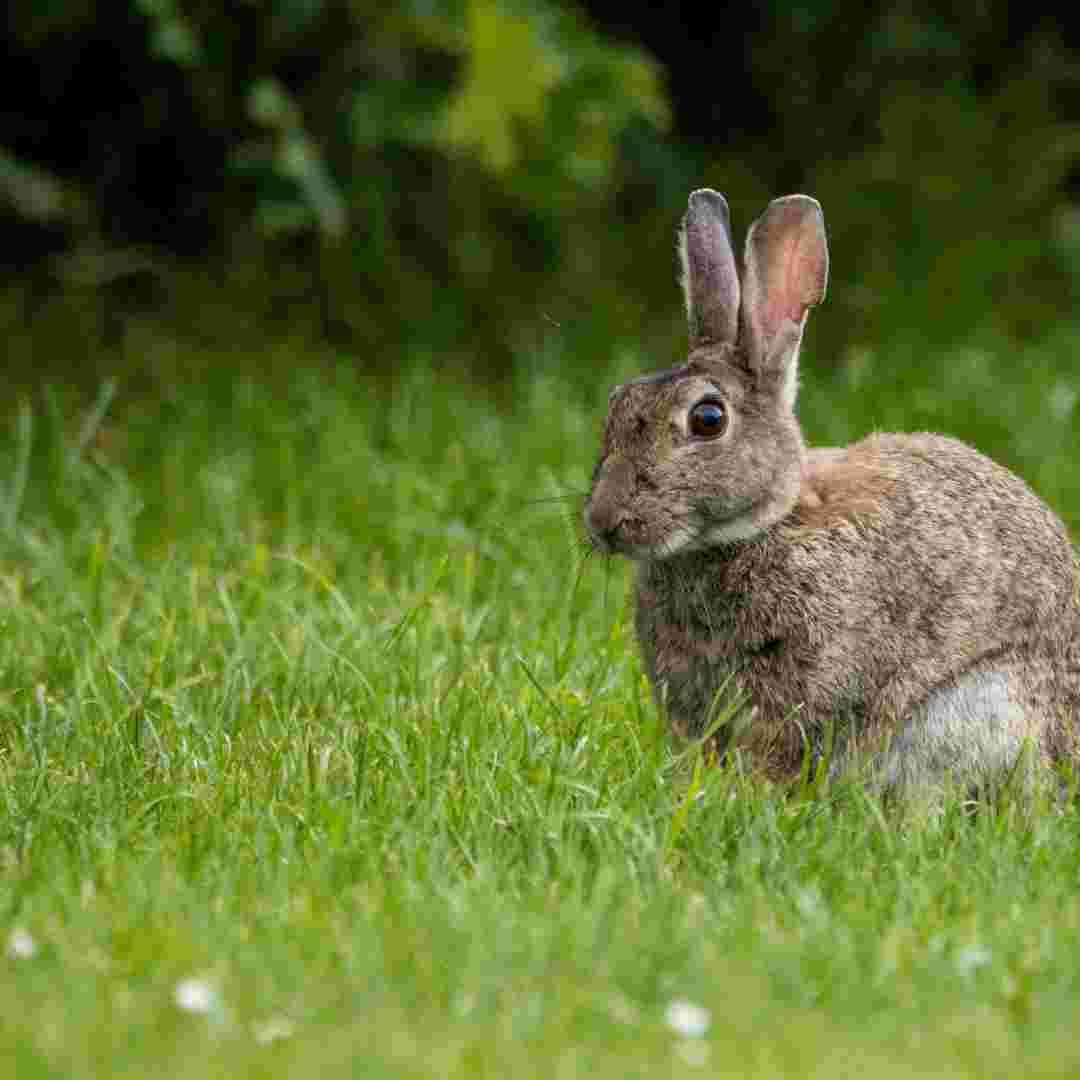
left=584, top=189, right=1080, bottom=804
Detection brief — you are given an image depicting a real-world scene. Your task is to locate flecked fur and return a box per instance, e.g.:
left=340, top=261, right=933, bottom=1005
left=584, top=190, right=1080, bottom=801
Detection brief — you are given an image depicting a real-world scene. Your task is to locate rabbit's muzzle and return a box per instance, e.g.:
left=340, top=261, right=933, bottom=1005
left=585, top=455, right=645, bottom=555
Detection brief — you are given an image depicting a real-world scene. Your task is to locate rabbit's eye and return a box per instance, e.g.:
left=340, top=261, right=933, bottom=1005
left=689, top=400, right=727, bottom=438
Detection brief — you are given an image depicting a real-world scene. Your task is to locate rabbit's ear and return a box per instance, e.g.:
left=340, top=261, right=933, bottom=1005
left=741, top=195, right=828, bottom=407
left=679, top=189, right=740, bottom=349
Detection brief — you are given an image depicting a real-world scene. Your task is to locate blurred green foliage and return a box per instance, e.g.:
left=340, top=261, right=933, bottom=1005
left=0, top=1, right=1077, bottom=384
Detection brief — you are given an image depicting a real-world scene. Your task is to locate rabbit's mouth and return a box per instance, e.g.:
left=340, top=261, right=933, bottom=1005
left=584, top=514, right=652, bottom=559
left=584, top=504, right=671, bottom=560
left=586, top=515, right=716, bottom=561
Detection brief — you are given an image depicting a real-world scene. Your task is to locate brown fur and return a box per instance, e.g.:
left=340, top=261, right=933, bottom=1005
left=584, top=190, right=1080, bottom=798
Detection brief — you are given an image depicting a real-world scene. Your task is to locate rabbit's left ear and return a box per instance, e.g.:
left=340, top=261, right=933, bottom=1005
left=741, top=195, right=828, bottom=407
left=679, top=189, right=740, bottom=349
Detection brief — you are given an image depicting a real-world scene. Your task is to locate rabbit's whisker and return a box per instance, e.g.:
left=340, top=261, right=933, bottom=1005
left=518, top=492, right=588, bottom=507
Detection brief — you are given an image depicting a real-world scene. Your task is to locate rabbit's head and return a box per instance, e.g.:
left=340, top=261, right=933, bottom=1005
left=585, top=190, right=829, bottom=559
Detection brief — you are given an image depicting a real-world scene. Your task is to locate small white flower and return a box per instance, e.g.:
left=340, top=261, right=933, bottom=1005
left=955, top=944, right=992, bottom=976
left=253, top=1017, right=294, bottom=1045
left=7, top=928, right=37, bottom=959
left=174, top=977, right=217, bottom=1014
left=664, top=998, right=710, bottom=1038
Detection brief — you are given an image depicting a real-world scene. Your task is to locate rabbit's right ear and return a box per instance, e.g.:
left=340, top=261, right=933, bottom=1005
left=741, top=196, right=828, bottom=407
left=679, top=189, right=740, bottom=349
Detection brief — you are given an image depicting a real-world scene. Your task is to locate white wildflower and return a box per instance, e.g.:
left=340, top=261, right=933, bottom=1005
left=954, top=944, right=992, bottom=976
left=664, top=998, right=710, bottom=1038
left=6, top=927, right=37, bottom=959
left=174, top=977, right=217, bottom=1014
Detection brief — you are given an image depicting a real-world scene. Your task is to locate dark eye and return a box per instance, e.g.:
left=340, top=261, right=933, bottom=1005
left=688, top=400, right=727, bottom=438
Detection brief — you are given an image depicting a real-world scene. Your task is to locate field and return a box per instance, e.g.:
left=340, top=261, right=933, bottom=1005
left=3, top=331, right=1080, bottom=1077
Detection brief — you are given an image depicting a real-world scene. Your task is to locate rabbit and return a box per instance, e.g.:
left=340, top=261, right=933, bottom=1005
left=584, top=188, right=1080, bottom=805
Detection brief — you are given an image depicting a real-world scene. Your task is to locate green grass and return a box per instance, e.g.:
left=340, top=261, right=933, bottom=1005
left=3, top=329, right=1080, bottom=1077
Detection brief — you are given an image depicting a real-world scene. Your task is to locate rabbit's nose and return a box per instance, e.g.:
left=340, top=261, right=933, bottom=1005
left=585, top=457, right=636, bottom=549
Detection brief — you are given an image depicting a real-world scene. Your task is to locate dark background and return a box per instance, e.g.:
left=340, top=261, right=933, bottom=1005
left=2, top=2, right=1078, bottom=388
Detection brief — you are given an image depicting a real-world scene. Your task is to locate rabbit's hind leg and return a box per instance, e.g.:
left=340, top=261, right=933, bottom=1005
left=870, top=666, right=1051, bottom=812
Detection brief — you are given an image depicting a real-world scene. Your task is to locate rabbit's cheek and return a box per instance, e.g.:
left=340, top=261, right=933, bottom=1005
left=699, top=493, right=756, bottom=529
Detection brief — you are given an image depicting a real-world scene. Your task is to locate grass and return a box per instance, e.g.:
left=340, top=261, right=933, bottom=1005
left=2, top=327, right=1080, bottom=1076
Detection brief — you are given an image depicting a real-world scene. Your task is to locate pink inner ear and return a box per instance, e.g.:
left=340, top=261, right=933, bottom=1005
left=746, top=197, right=828, bottom=348
left=782, top=231, right=823, bottom=326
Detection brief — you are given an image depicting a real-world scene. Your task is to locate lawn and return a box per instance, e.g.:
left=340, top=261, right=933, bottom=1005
left=3, top=330, right=1080, bottom=1077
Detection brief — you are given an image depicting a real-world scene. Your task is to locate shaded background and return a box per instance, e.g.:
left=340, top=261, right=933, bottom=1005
left=2, top=2, right=1079, bottom=391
